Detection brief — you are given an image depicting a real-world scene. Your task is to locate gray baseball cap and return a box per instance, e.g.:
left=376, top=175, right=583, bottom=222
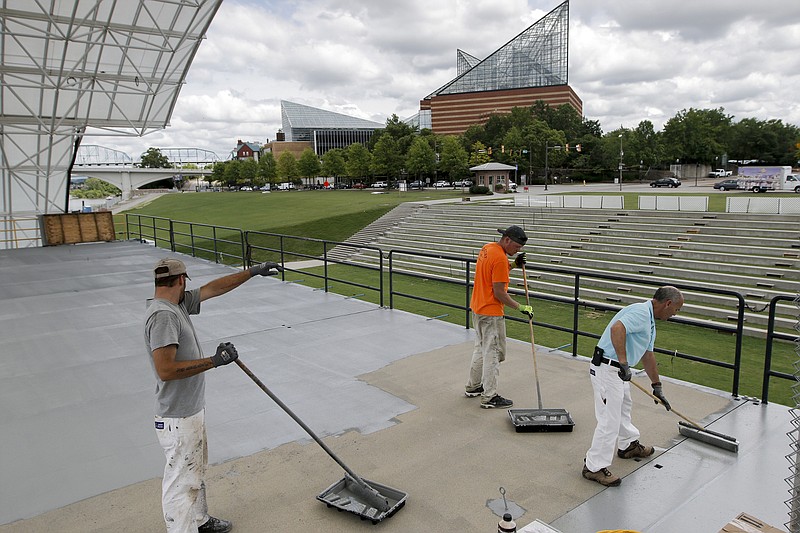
left=154, top=258, right=191, bottom=280
left=497, top=225, right=528, bottom=245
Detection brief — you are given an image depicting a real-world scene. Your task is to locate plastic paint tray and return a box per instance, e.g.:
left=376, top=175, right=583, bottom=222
left=508, top=408, right=575, bottom=432
left=317, top=477, right=408, bottom=524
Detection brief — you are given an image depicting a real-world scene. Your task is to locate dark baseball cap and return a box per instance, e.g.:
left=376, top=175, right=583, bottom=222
left=154, top=258, right=191, bottom=280
left=497, top=225, right=528, bottom=245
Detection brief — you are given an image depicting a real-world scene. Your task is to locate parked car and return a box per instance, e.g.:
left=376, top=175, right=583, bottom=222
left=650, top=177, right=681, bottom=188
left=713, top=179, right=740, bottom=191
left=432, top=180, right=451, bottom=188
left=709, top=168, right=733, bottom=178
left=408, top=180, right=424, bottom=189
left=372, top=181, right=388, bottom=188
left=454, top=179, right=473, bottom=187
left=352, top=182, right=366, bottom=189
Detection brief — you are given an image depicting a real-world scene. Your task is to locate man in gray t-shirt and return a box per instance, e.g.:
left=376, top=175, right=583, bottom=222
left=144, top=257, right=281, bottom=533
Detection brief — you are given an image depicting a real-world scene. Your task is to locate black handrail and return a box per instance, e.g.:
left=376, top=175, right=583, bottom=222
left=123, top=213, right=799, bottom=401
left=762, top=294, right=799, bottom=404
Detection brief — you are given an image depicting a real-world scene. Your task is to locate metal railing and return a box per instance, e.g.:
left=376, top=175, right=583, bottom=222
left=763, top=295, right=800, bottom=404
left=245, top=230, right=385, bottom=307
left=123, top=213, right=798, bottom=403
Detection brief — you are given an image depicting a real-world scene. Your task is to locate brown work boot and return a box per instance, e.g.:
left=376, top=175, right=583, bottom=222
left=617, top=440, right=654, bottom=459
left=582, top=465, right=621, bottom=487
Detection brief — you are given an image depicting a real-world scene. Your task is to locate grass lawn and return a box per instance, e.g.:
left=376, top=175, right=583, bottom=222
left=120, top=189, right=467, bottom=241
left=118, top=189, right=797, bottom=406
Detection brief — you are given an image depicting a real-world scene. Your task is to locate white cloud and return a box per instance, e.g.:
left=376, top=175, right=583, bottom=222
left=97, top=0, right=800, bottom=161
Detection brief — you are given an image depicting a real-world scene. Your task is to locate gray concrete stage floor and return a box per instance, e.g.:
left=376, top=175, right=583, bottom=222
left=0, top=241, right=792, bottom=532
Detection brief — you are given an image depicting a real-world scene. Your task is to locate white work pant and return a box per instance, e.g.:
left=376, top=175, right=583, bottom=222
left=585, top=362, right=641, bottom=472
left=155, top=409, right=210, bottom=533
left=467, top=313, right=506, bottom=400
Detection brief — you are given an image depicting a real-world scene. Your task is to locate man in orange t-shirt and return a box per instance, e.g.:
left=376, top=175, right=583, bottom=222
left=465, top=226, right=533, bottom=408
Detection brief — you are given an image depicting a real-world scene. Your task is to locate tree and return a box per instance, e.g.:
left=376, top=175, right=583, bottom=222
left=661, top=107, right=732, bottom=163
left=469, top=141, right=491, bottom=167
left=627, top=120, right=664, bottom=178
left=222, top=159, right=241, bottom=188
left=208, top=161, right=226, bottom=187
left=70, top=177, right=121, bottom=199
left=140, top=147, right=172, bottom=168
left=321, top=148, right=347, bottom=179
left=370, top=135, right=403, bottom=178
left=405, top=136, right=436, bottom=180
left=729, top=117, right=800, bottom=165
left=438, top=135, right=470, bottom=181
left=277, top=151, right=298, bottom=182
left=258, top=152, right=278, bottom=185
left=239, top=158, right=258, bottom=186
left=297, top=148, right=321, bottom=180
left=345, top=143, right=372, bottom=179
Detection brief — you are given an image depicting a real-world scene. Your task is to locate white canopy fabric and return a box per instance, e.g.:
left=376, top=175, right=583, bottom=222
left=0, top=0, right=222, bottom=247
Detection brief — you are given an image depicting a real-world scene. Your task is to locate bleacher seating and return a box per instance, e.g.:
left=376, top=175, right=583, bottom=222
left=333, top=201, right=800, bottom=337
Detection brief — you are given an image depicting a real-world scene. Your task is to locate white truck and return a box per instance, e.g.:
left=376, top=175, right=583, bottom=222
left=709, top=168, right=732, bottom=178
left=736, top=165, right=799, bottom=193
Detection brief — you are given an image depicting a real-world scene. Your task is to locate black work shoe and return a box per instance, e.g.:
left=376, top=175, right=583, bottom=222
left=480, top=395, right=513, bottom=409
left=617, top=440, right=654, bottom=459
left=582, top=465, right=621, bottom=486
left=465, top=385, right=484, bottom=397
left=198, top=516, right=232, bottom=533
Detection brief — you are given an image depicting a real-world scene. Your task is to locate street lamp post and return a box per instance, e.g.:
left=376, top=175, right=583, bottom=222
left=618, top=134, right=623, bottom=192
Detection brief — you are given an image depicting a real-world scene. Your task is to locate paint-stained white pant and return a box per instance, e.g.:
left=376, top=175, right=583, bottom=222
left=467, top=313, right=506, bottom=399
left=155, top=409, right=210, bottom=533
left=585, top=362, right=640, bottom=472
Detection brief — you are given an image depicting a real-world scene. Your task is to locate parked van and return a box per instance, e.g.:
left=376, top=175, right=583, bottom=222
left=277, top=182, right=295, bottom=191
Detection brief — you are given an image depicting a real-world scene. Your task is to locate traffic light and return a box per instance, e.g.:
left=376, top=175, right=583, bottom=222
left=488, top=147, right=492, bottom=155
left=565, top=143, right=570, bottom=151
left=501, top=145, right=505, bottom=153
left=576, top=144, right=582, bottom=152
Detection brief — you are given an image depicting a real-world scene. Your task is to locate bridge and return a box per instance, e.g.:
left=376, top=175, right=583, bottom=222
left=73, top=145, right=220, bottom=199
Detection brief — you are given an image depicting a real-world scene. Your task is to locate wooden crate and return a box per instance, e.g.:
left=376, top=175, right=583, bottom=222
left=41, top=212, right=116, bottom=246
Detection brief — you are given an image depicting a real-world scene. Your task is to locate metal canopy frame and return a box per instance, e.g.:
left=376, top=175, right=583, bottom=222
left=0, top=0, right=222, bottom=247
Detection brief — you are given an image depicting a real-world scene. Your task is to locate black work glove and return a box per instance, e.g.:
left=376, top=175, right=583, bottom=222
left=519, top=304, right=534, bottom=319
left=211, top=342, right=238, bottom=368
left=652, top=382, right=671, bottom=411
left=249, top=261, right=283, bottom=277
left=514, top=253, right=527, bottom=268
left=617, top=362, right=632, bottom=381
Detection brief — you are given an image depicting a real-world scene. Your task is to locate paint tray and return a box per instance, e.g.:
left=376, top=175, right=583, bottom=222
left=508, top=408, right=574, bottom=432
left=317, top=477, right=408, bottom=524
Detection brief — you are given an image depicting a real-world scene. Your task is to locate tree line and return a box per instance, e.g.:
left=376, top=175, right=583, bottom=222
left=143, top=102, right=800, bottom=189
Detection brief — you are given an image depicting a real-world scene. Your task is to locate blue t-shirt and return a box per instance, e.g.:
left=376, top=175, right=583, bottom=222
left=597, top=300, right=655, bottom=367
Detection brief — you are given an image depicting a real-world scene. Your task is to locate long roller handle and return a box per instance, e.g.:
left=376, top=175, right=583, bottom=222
left=629, top=379, right=705, bottom=431
left=235, top=358, right=365, bottom=483
left=521, top=264, right=543, bottom=410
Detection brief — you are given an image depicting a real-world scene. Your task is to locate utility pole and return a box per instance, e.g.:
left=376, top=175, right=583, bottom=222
left=545, top=142, right=562, bottom=191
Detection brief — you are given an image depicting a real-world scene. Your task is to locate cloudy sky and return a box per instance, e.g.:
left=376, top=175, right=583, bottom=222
left=99, top=0, right=800, bottom=161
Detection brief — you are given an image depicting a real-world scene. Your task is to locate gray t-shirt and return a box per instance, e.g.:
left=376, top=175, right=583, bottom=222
left=144, top=288, right=204, bottom=417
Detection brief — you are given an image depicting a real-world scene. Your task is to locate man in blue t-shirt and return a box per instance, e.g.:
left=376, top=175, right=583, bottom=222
left=145, top=257, right=281, bottom=532
left=582, top=286, right=684, bottom=487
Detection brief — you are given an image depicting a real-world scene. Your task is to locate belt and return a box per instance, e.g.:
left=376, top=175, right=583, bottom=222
left=596, top=356, right=621, bottom=369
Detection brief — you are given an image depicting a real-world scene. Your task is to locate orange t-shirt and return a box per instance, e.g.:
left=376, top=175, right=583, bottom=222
left=470, top=242, right=511, bottom=316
